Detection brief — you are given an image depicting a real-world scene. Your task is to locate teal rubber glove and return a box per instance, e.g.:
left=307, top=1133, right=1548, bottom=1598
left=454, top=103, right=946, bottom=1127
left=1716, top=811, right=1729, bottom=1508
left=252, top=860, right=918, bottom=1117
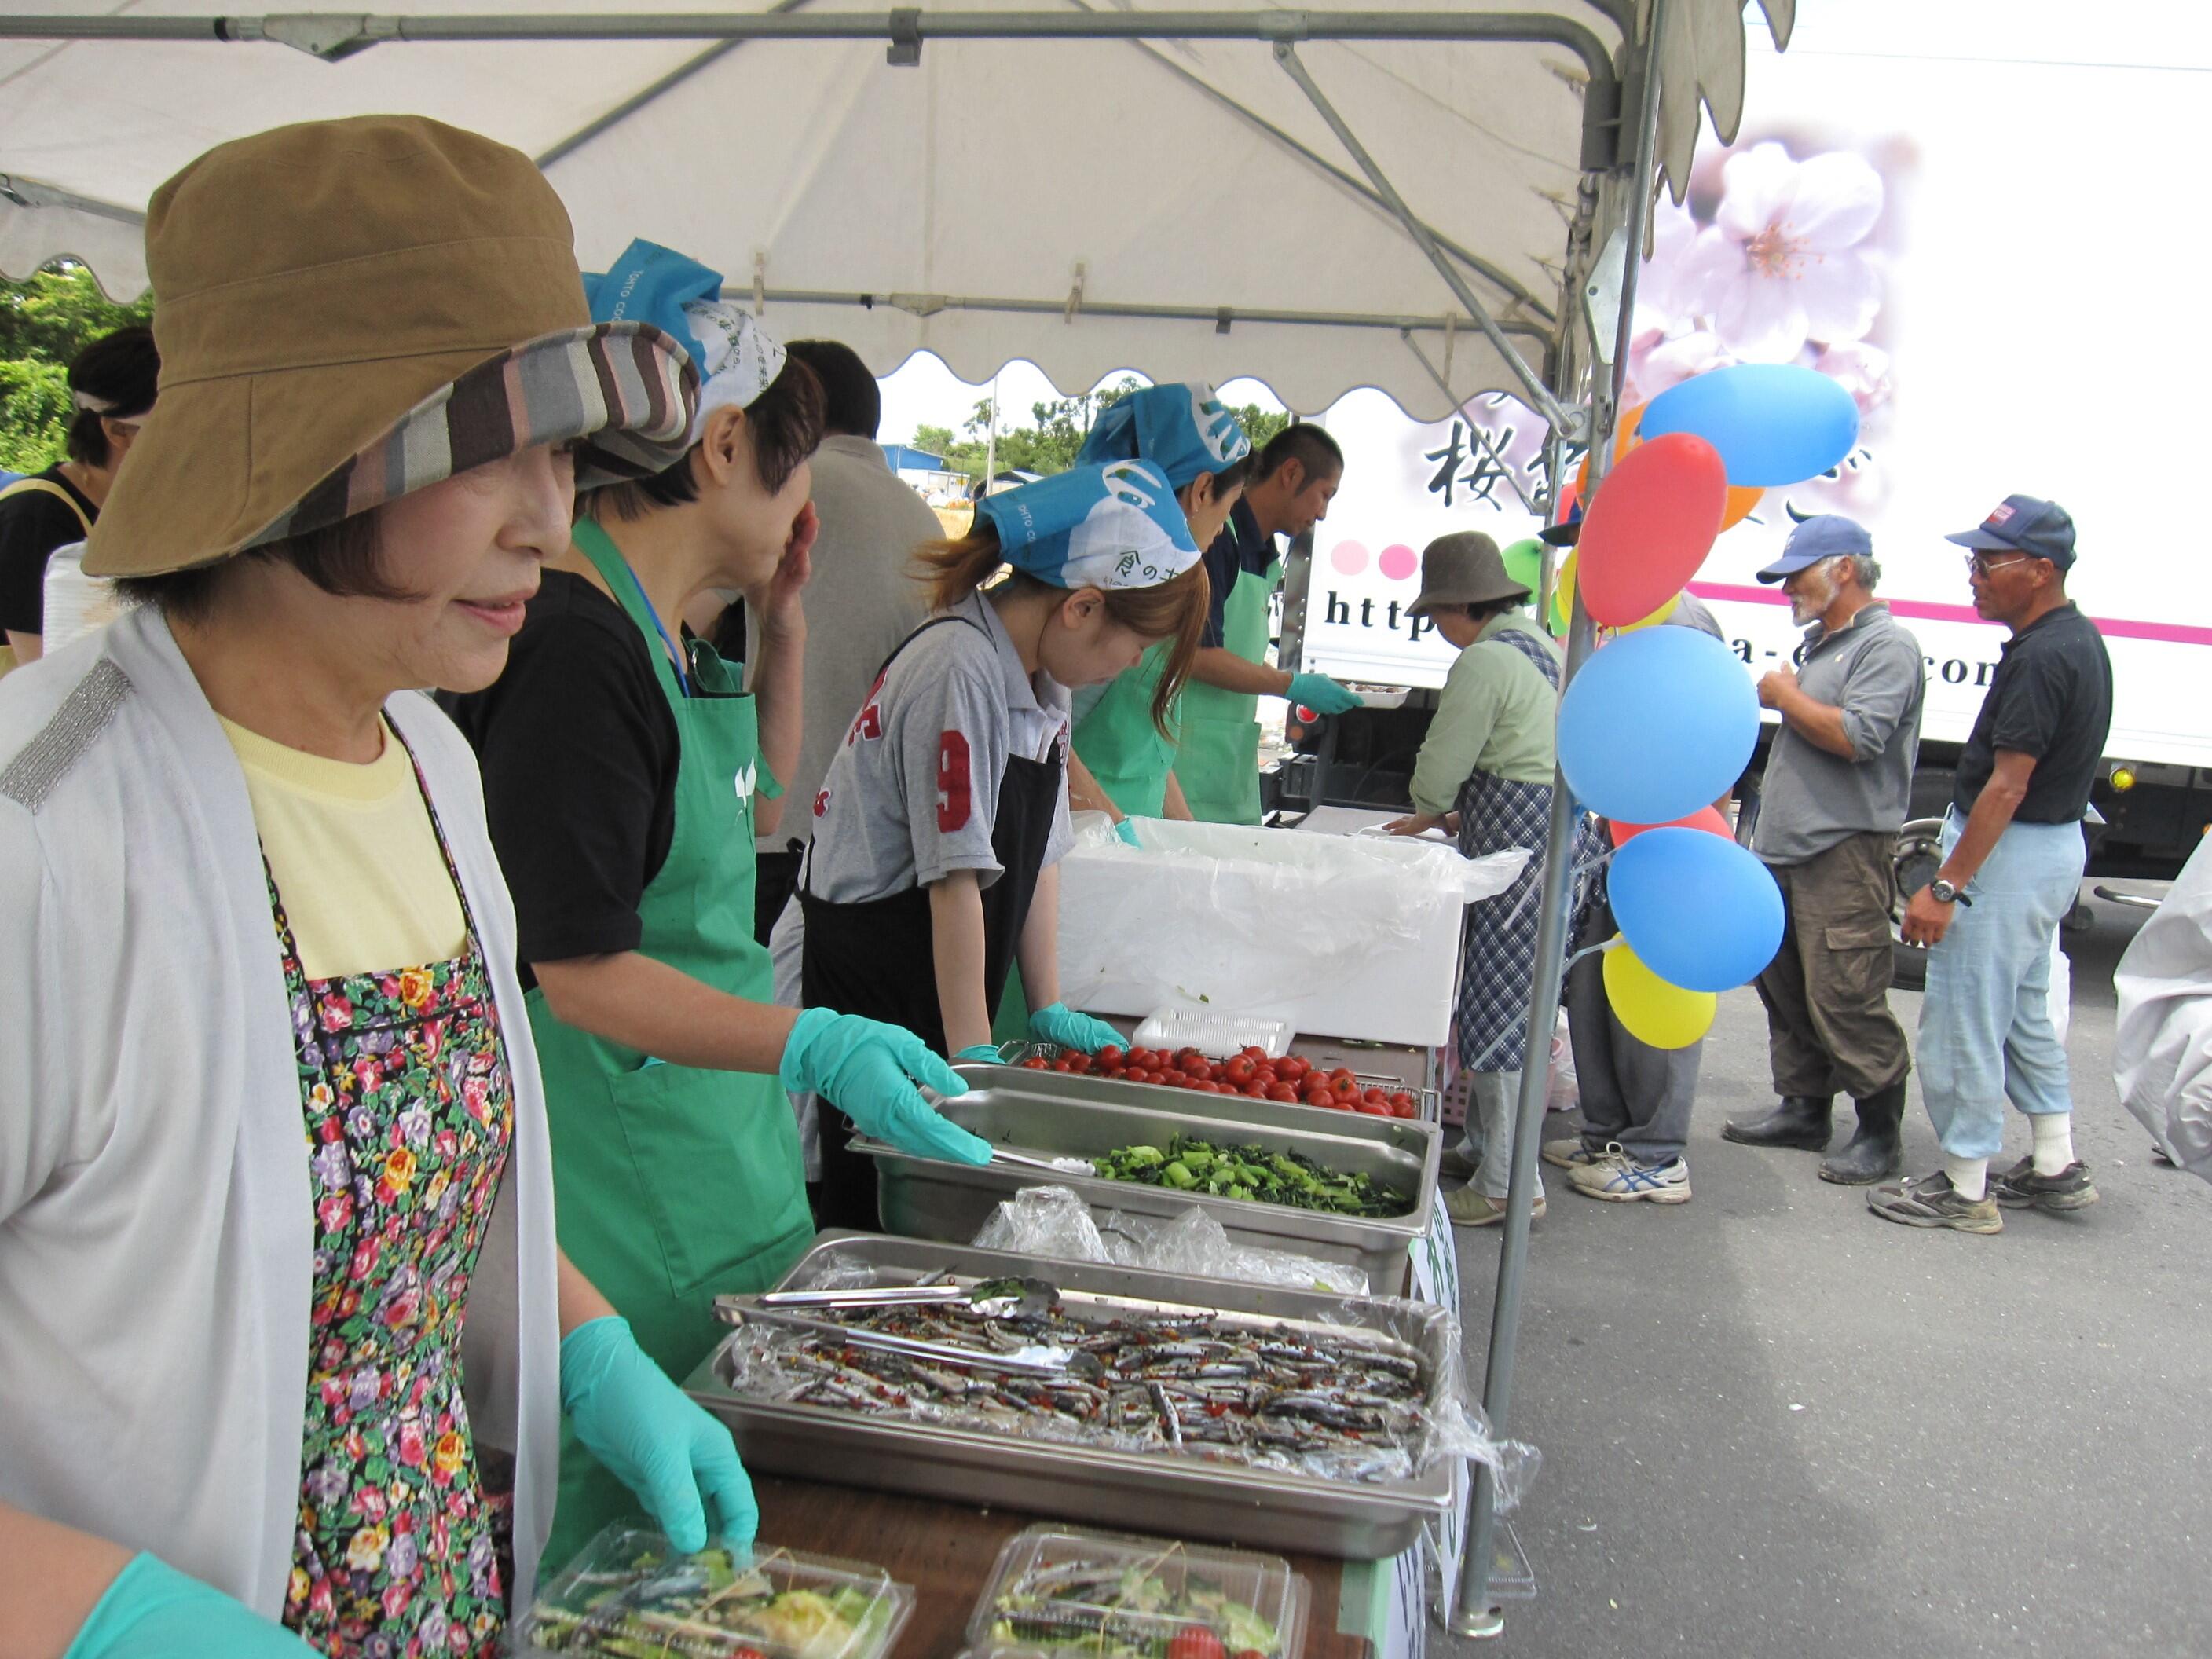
left=1030, top=1001, right=1124, bottom=1055
left=954, top=1044, right=1004, bottom=1064
left=1287, top=672, right=1363, bottom=716
left=561, top=1316, right=756, bottom=1553
left=1113, top=819, right=1143, bottom=848
left=781, top=1006, right=993, bottom=1166
left=64, top=1553, right=318, bottom=1659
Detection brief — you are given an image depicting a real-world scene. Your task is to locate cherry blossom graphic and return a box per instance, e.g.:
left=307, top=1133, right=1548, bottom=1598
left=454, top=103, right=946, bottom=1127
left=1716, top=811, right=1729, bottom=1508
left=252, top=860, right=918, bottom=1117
left=1691, top=144, right=1884, bottom=364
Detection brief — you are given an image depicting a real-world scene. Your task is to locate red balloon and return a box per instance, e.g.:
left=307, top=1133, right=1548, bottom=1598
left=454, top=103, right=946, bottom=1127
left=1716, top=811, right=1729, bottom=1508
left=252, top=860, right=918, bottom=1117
left=1574, top=433, right=1728, bottom=626
left=1609, top=805, right=1733, bottom=848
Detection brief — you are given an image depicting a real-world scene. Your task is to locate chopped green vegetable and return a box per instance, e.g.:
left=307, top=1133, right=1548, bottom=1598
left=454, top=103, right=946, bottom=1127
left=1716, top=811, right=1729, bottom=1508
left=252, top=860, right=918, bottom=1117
left=1093, top=1133, right=1409, bottom=1218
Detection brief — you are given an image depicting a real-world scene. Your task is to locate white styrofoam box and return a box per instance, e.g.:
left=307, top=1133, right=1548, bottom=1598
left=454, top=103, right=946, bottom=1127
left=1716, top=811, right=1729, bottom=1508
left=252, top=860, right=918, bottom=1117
left=1057, top=818, right=1526, bottom=1049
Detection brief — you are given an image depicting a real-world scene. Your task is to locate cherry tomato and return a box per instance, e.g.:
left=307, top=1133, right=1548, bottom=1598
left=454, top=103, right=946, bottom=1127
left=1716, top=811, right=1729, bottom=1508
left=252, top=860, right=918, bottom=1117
left=1243, top=1082, right=1269, bottom=1099
left=1241, top=1046, right=1269, bottom=1063
left=1186, top=1060, right=1214, bottom=1082
left=1222, top=1055, right=1258, bottom=1086
left=1020, top=1057, right=1050, bottom=1070
left=1362, top=1088, right=1389, bottom=1107
left=1266, top=1083, right=1298, bottom=1103
left=1052, top=1060, right=1075, bottom=1072
left=1329, top=1066, right=1357, bottom=1086
left=1176, top=1048, right=1206, bottom=1071
left=1167, top=1630, right=1226, bottom=1659
left=1276, top=1056, right=1309, bottom=1083
left=1390, top=1090, right=1416, bottom=1112
left=1252, top=1066, right=1278, bottom=1086
left=1097, top=1045, right=1124, bottom=1068
left=1389, top=1098, right=1418, bottom=1119
left=1328, top=1074, right=1360, bottom=1101
left=1354, top=1099, right=1393, bottom=1116
left=1306, top=1090, right=1337, bottom=1111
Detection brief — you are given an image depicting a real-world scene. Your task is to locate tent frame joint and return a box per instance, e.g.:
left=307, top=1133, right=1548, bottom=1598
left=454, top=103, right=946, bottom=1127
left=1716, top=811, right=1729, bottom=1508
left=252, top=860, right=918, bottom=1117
left=886, top=7, right=922, bottom=66
left=259, top=11, right=386, bottom=60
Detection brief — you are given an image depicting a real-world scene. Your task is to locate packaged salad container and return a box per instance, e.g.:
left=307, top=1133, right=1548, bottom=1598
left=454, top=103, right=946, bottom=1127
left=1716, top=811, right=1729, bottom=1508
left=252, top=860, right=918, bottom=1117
left=513, top=1524, right=915, bottom=1659
left=969, top=1525, right=1310, bottom=1659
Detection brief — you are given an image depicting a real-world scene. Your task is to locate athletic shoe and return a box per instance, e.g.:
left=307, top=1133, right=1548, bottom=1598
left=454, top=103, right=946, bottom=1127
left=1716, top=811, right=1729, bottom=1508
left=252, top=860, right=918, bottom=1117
left=1540, top=1141, right=1600, bottom=1170
left=1988, top=1157, right=2100, bottom=1212
left=1866, top=1170, right=2002, bottom=1234
left=1445, top=1187, right=1546, bottom=1227
left=1565, top=1144, right=1691, bottom=1204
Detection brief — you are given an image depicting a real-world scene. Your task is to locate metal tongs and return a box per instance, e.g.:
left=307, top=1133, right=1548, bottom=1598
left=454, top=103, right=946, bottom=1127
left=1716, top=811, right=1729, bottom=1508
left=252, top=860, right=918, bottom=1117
left=720, top=1305, right=1093, bottom=1377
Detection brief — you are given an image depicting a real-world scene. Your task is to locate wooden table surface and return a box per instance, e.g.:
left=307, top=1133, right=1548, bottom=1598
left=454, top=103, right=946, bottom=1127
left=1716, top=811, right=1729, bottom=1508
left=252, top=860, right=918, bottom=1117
left=753, top=1474, right=1371, bottom=1659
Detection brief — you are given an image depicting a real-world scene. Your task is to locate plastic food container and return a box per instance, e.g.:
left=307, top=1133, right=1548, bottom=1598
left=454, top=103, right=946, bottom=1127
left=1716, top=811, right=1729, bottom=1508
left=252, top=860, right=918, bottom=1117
left=514, top=1523, right=916, bottom=1659
left=969, top=1524, right=1311, bottom=1659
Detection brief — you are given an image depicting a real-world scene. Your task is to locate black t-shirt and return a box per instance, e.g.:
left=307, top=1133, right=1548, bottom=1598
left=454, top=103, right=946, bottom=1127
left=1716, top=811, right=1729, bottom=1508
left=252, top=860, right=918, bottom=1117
left=1952, top=602, right=2114, bottom=822
left=0, top=467, right=98, bottom=635
left=441, top=569, right=679, bottom=985
left=1199, top=496, right=1277, bottom=648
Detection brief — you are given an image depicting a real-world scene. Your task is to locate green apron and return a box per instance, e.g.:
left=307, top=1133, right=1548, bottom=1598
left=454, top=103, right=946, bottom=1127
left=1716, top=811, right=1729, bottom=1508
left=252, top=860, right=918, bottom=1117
left=535, top=521, right=815, bottom=1567
left=1071, top=641, right=1178, bottom=819
left=1177, top=555, right=1280, bottom=824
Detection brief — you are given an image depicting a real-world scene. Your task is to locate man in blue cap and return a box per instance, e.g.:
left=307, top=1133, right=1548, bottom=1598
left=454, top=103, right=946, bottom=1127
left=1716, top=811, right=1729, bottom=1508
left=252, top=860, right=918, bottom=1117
left=1726, top=515, right=1925, bottom=1183
left=1870, top=496, right=2112, bottom=1234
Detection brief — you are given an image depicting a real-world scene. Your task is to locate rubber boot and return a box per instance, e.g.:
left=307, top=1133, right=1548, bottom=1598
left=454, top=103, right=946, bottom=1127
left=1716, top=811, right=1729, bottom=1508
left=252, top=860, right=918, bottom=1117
left=1722, top=1094, right=1833, bottom=1152
left=1819, top=1080, right=1906, bottom=1185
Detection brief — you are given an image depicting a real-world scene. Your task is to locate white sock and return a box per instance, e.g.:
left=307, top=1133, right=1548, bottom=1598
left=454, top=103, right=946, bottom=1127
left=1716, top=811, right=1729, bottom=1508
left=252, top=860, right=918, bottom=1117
left=2031, top=1114, right=2076, bottom=1177
left=1943, top=1154, right=1989, bottom=1202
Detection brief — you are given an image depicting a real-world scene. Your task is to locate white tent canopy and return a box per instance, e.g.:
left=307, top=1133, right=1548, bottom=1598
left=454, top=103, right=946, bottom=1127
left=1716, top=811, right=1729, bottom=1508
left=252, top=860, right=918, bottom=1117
left=1, top=0, right=1789, bottom=419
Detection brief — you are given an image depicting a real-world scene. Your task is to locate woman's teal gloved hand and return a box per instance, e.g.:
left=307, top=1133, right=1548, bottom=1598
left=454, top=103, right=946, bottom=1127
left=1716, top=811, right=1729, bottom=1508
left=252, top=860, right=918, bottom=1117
left=1112, top=819, right=1143, bottom=848
left=1029, top=1002, right=1124, bottom=1056
left=64, top=1553, right=319, bottom=1659
left=560, top=1316, right=757, bottom=1553
left=1287, top=672, right=1363, bottom=716
left=954, top=1044, right=1004, bottom=1064
left=780, top=1007, right=993, bottom=1166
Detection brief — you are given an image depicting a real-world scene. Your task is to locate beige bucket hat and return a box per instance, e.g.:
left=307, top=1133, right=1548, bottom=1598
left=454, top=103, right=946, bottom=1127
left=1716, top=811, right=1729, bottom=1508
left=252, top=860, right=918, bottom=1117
left=1406, top=531, right=1530, bottom=617
left=85, top=115, right=699, bottom=580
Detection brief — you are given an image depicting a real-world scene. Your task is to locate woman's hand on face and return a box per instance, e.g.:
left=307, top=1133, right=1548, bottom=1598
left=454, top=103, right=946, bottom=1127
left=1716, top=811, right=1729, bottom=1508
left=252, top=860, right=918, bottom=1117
left=753, top=501, right=819, bottom=635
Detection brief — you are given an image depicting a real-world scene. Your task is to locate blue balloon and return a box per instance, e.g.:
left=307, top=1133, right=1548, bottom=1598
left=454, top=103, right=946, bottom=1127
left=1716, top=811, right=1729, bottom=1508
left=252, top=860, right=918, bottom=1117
left=1609, top=828, right=1785, bottom=992
left=1640, top=364, right=1860, bottom=488
left=1556, top=626, right=1758, bottom=826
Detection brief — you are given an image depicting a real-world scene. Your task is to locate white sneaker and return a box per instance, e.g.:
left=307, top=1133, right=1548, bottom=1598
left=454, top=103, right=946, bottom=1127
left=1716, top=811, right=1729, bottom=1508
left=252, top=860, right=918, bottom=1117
left=1565, top=1144, right=1691, bottom=1204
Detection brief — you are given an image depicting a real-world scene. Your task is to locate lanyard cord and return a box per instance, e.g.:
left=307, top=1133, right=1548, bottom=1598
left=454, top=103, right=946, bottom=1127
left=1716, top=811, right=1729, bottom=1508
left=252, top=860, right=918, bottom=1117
left=607, top=548, right=693, bottom=698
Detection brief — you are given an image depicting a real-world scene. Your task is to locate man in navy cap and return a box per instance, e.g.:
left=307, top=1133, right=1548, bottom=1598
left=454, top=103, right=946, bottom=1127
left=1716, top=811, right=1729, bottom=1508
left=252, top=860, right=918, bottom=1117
left=1869, top=496, right=2112, bottom=1234
left=1727, top=515, right=1926, bottom=1184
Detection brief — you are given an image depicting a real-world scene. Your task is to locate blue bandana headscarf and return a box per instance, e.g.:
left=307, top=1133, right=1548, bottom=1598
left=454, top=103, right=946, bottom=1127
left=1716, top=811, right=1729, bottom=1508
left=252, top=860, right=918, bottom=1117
left=977, top=460, right=1201, bottom=591
left=1075, top=382, right=1253, bottom=490
left=583, top=239, right=786, bottom=446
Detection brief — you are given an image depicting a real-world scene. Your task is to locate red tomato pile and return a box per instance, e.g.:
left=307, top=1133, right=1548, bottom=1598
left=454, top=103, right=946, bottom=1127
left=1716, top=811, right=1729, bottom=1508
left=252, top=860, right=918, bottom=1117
left=1017, top=1044, right=1419, bottom=1119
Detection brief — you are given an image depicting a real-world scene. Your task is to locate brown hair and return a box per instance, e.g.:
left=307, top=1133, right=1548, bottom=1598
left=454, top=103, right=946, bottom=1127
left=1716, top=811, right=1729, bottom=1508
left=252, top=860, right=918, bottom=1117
left=588, top=353, right=825, bottom=522
left=914, top=529, right=1210, bottom=734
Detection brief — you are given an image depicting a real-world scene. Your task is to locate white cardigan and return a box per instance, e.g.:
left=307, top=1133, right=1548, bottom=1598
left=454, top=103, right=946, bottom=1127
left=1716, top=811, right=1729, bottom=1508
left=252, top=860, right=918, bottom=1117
left=0, top=608, right=562, bottom=1617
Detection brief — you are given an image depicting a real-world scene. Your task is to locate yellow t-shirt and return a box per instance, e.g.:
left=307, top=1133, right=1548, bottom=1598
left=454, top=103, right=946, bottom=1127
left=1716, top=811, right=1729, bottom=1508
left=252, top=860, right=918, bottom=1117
left=222, top=716, right=467, bottom=981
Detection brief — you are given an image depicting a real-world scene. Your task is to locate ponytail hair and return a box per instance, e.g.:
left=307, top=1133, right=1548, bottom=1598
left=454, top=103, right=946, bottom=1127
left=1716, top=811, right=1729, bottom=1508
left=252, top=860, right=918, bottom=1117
left=913, top=527, right=1212, bottom=734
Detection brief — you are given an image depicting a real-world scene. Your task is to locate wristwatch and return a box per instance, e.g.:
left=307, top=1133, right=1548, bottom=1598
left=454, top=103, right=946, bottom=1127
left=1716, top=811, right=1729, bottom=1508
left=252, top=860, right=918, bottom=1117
left=1928, top=877, right=1972, bottom=907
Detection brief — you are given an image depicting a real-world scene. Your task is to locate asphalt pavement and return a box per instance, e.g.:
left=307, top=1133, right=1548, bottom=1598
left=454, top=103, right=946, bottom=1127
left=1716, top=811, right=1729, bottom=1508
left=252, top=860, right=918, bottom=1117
left=1443, top=882, right=2209, bottom=1657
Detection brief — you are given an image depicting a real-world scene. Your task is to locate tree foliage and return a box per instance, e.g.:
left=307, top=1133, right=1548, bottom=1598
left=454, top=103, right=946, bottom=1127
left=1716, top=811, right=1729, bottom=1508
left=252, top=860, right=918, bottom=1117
left=0, top=263, right=156, bottom=474
left=916, top=376, right=1290, bottom=484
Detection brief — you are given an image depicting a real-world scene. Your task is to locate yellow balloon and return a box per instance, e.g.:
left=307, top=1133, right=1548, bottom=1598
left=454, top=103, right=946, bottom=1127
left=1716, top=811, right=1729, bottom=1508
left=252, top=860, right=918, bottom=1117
left=1546, top=548, right=1578, bottom=636
left=1602, top=936, right=1718, bottom=1049
left=1611, top=592, right=1681, bottom=634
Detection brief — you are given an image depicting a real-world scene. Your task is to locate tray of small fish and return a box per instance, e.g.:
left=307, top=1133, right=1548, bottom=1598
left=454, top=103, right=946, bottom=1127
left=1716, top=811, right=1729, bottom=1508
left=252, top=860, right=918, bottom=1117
left=858, top=1071, right=1439, bottom=1296
left=683, top=1232, right=1470, bottom=1562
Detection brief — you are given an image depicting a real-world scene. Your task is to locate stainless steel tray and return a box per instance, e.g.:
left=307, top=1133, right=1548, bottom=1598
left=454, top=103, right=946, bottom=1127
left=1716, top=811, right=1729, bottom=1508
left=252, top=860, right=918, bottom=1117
left=859, top=1068, right=1440, bottom=1297
left=684, top=1232, right=1456, bottom=1562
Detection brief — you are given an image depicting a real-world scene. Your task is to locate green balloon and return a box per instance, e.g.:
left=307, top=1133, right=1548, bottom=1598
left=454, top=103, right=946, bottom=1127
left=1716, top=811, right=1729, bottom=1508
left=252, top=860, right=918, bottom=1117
left=1503, top=537, right=1545, bottom=595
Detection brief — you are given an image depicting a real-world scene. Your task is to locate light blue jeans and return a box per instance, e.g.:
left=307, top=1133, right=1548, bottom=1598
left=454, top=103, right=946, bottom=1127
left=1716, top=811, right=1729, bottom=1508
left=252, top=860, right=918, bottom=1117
left=1917, top=809, right=2085, bottom=1159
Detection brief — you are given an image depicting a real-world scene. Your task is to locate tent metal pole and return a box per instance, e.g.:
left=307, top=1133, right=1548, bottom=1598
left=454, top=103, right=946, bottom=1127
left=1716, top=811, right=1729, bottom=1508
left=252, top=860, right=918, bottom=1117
left=0, top=11, right=1617, bottom=83
left=1271, top=41, right=1576, bottom=438
left=1448, top=0, right=1667, bottom=1638
left=1397, top=331, right=1540, bottom=515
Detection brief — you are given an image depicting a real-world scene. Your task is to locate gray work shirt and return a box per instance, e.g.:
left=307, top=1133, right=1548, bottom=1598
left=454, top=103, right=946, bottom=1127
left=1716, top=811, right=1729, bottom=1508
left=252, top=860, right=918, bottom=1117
left=751, top=434, right=936, bottom=849
left=802, top=588, right=1075, bottom=903
left=1752, top=600, right=1925, bottom=866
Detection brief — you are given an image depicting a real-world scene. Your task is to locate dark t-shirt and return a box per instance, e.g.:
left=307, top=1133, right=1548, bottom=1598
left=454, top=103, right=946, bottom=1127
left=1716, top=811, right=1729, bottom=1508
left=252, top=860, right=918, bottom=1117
left=0, top=467, right=98, bottom=635
left=1199, top=496, right=1277, bottom=648
left=441, top=569, right=679, bottom=985
left=1952, top=602, right=2114, bottom=822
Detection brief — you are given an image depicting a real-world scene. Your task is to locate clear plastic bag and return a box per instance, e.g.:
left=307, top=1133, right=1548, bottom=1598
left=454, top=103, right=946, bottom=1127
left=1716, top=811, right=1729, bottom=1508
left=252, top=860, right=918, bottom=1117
left=972, top=1184, right=1370, bottom=1295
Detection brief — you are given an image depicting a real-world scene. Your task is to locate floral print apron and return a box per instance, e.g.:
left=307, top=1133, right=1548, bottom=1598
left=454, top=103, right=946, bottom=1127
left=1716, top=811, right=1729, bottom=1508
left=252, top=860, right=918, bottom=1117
left=272, top=754, right=517, bottom=1658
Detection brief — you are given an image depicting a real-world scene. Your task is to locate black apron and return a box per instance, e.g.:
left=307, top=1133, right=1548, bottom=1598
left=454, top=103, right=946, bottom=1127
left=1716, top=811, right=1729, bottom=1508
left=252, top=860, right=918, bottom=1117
left=800, top=613, right=1064, bottom=1229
